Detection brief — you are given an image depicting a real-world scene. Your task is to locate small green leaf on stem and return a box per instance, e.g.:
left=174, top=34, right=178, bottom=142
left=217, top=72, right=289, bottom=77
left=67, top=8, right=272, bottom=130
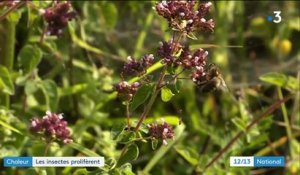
left=25, top=80, right=39, bottom=95
left=117, top=144, right=139, bottom=167
left=0, top=65, right=14, bottom=95
left=151, top=139, right=158, bottom=150
left=231, top=118, right=247, bottom=131
left=259, top=72, right=300, bottom=92
left=18, top=45, right=42, bottom=74
left=100, top=3, right=118, bottom=30
left=130, top=84, right=153, bottom=111
left=119, top=131, right=136, bottom=144
left=175, top=146, right=199, bottom=166
left=73, top=168, right=88, bottom=175
left=39, top=80, right=58, bottom=111
left=161, top=87, right=174, bottom=102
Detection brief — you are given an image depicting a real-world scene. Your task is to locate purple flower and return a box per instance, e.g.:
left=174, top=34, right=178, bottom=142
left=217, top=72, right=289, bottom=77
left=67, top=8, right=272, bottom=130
left=155, top=1, right=214, bottom=33
left=141, top=54, right=155, bottom=68
left=191, top=66, right=206, bottom=85
left=172, top=45, right=208, bottom=70
left=122, top=57, right=143, bottom=76
left=191, top=48, right=208, bottom=67
left=175, top=46, right=193, bottom=68
left=157, top=40, right=182, bottom=65
left=29, top=111, right=72, bottom=144
left=40, top=1, right=76, bottom=36
left=114, top=81, right=141, bottom=101
left=122, top=54, right=154, bottom=77
left=148, top=119, right=174, bottom=145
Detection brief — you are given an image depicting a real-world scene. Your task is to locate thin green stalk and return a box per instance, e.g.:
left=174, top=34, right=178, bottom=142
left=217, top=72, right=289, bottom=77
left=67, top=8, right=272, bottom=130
left=44, top=138, right=55, bottom=156
left=0, top=19, right=16, bottom=108
left=126, top=101, right=131, bottom=128
left=135, top=66, right=167, bottom=132
left=0, top=20, right=15, bottom=69
left=277, top=87, right=294, bottom=158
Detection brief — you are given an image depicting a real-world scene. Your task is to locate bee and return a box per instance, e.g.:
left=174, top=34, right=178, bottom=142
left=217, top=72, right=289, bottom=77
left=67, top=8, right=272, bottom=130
left=198, top=64, right=228, bottom=93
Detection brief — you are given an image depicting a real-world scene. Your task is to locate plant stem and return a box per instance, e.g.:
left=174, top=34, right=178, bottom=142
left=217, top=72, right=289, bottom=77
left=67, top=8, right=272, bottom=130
left=0, top=18, right=17, bottom=108
left=134, top=32, right=184, bottom=132
left=126, top=101, right=131, bottom=128
left=44, top=141, right=52, bottom=156
left=135, top=66, right=167, bottom=132
left=277, top=87, right=294, bottom=158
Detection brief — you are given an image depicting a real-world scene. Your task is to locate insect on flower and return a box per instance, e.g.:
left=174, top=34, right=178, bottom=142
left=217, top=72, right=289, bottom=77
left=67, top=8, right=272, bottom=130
left=197, top=63, right=228, bottom=93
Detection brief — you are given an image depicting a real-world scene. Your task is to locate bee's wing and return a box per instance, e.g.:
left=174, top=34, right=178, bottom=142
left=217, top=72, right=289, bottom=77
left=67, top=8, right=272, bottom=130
left=198, top=77, right=229, bottom=93
left=218, top=77, right=229, bottom=92
left=198, top=79, right=217, bottom=93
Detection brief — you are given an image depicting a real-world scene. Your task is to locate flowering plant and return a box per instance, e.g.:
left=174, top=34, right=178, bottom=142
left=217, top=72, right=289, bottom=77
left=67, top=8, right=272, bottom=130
left=1, top=0, right=295, bottom=174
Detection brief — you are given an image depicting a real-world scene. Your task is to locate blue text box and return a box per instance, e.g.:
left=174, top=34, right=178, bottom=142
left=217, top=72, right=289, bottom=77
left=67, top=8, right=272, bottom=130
left=254, top=156, right=285, bottom=167
left=4, top=157, right=33, bottom=167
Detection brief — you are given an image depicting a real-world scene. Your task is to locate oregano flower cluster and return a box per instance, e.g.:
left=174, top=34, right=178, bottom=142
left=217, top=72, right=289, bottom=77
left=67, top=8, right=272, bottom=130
left=122, top=54, right=155, bottom=77
left=148, top=119, right=175, bottom=145
left=157, top=40, right=182, bottom=65
left=155, top=0, right=214, bottom=33
left=157, top=40, right=209, bottom=86
left=114, top=54, right=154, bottom=101
left=29, top=111, right=72, bottom=144
left=114, top=81, right=141, bottom=101
left=39, top=1, right=76, bottom=36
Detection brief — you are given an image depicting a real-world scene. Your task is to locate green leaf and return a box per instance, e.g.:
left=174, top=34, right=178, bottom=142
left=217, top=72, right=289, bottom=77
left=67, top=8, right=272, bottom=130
left=117, top=144, right=139, bottom=167
left=100, top=3, right=118, bottom=30
left=161, top=87, right=174, bottom=102
left=0, top=65, right=14, bottom=95
left=39, top=80, right=58, bottom=111
left=27, top=5, right=38, bottom=27
left=0, top=119, right=23, bottom=135
left=175, top=80, right=182, bottom=93
left=118, top=131, right=136, bottom=144
left=59, top=83, right=89, bottom=96
left=7, top=11, right=21, bottom=23
left=73, top=168, right=88, bottom=175
left=111, top=124, right=126, bottom=140
left=118, top=163, right=135, bottom=175
left=25, top=80, right=38, bottom=95
left=68, top=23, right=103, bottom=54
left=259, top=72, right=300, bottom=91
left=144, top=116, right=180, bottom=125
left=175, top=146, right=199, bottom=166
left=18, top=45, right=42, bottom=73
left=151, top=139, right=158, bottom=150
left=130, top=85, right=153, bottom=111
left=231, top=117, right=247, bottom=131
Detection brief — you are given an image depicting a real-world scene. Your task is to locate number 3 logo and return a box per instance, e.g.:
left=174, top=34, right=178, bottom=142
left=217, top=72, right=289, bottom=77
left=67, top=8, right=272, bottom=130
left=273, top=11, right=282, bottom=23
